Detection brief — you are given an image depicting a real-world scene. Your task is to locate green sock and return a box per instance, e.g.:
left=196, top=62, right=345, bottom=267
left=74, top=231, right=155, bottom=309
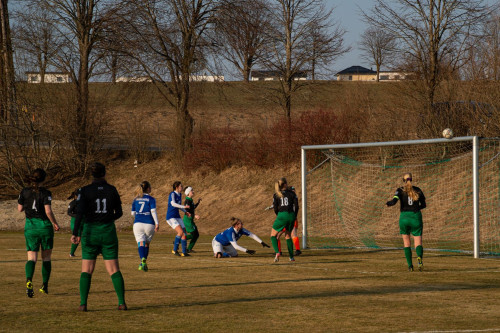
left=80, top=272, right=92, bottom=306
left=70, top=243, right=79, bottom=255
left=41, top=261, right=51, bottom=284
left=416, top=245, right=423, bottom=258
left=25, top=260, right=36, bottom=280
left=111, top=271, right=125, bottom=305
left=187, top=239, right=197, bottom=251
left=404, top=247, right=413, bottom=267
left=271, top=236, right=279, bottom=253
left=286, top=239, right=294, bottom=259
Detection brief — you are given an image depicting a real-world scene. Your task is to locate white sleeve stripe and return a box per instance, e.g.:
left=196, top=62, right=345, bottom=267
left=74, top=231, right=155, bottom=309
left=151, top=209, right=159, bottom=225
left=230, top=241, right=247, bottom=252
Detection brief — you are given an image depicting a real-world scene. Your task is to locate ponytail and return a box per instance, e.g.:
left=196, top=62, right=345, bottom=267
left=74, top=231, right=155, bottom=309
left=135, top=181, right=151, bottom=199
left=27, top=168, right=46, bottom=192
left=275, top=177, right=287, bottom=198
left=403, top=173, right=419, bottom=201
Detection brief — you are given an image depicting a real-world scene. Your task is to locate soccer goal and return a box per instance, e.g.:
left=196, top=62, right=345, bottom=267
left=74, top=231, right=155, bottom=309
left=301, top=136, right=500, bottom=258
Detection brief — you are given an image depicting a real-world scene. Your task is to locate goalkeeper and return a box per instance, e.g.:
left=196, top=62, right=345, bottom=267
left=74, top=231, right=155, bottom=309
left=212, top=217, right=270, bottom=258
left=386, top=173, right=426, bottom=272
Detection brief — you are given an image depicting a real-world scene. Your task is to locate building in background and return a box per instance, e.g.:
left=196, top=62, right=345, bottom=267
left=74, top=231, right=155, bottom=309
left=335, top=66, right=409, bottom=81
left=26, top=72, right=70, bottom=83
left=250, top=70, right=307, bottom=81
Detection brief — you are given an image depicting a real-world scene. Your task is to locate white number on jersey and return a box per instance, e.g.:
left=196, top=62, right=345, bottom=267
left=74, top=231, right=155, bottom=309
left=280, top=197, right=289, bottom=206
left=138, top=201, right=145, bottom=213
left=408, top=197, right=413, bottom=205
left=95, top=198, right=108, bottom=213
left=32, top=200, right=37, bottom=212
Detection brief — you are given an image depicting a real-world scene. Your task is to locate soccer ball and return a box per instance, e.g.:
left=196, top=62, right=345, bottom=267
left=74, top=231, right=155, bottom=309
left=442, top=128, right=453, bottom=139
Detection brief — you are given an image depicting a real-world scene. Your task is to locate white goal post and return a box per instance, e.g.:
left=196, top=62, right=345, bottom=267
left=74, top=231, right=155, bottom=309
left=301, top=136, right=500, bottom=258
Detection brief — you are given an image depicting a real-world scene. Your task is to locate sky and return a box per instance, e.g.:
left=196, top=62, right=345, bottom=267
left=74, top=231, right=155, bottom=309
left=327, top=0, right=374, bottom=73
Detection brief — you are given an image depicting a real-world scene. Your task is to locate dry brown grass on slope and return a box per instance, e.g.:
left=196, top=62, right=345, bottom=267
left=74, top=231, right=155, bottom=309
left=47, top=155, right=303, bottom=237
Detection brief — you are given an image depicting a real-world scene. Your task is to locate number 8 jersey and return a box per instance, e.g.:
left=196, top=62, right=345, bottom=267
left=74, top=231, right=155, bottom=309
left=393, top=187, right=426, bottom=212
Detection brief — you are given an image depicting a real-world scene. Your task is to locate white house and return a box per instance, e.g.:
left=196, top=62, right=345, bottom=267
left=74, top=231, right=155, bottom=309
left=189, top=74, right=224, bottom=82
left=26, top=72, right=70, bottom=83
left=116, top=76, right=152, bottom=82
left=250, top=70, right=308, bottom=81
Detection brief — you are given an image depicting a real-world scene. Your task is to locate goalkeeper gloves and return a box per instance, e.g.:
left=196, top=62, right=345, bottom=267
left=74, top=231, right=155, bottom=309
left=261, top=242, right=270, bottom=248
left=386, top=199, right=397, bottom=206
left=246, top=249, right=256, bottom=255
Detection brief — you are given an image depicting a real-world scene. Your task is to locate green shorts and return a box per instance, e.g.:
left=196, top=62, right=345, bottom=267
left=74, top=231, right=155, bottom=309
left=183, top=215, right=197, bottom=233
left=272, top=212, right=296, bottom=233
left=24, top=225, right=54, bottom=252
left=399, top=211, right=423, bottom=236
left=81, top=222, right=119, bottom=260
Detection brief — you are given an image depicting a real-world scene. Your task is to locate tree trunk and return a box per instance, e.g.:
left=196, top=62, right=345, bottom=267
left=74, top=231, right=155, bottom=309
left=0, top=0, right=16, bottom=123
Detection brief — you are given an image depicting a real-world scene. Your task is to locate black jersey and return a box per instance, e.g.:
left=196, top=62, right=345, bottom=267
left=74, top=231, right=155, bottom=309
left=389, top=186, right=426, bottom=212
left=67, top=199, right=77, bottom=217
left=184, top=197, right=199, bottom=217
left=273, top=189, right=299, bottom=216
left=73, top=179, right=122, bottom=236
left=18, top=187, right=52, bottom=220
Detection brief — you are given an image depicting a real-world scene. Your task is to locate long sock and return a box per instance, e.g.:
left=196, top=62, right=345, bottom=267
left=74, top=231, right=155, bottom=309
left=173, top=236, right=181, bottom=252
left=416, top=245, right=423, bottom=258
left=70, top=243, right=79, bottom=255
left=144, top=246, right=149, bottom=259
left=293, top=237, right=300, bottom=250
left=186, top=233, right=193, bottom=240
left=286, top=239, right=294, bottom=259
left=277, top=239, right=282, bottom=252
left=404, top=247, right=413, bottom=267
left=271, top=236, right=279, bottom=253
left=111, top=271, right=125, bottom=305
left=138, top=246, right=146, bottom=260
left=188, top=231, right=199, bottom=250
left=25, top=260, right=36, bottom=280
left=181, top=239, right=187, bottom=254
left=41, top=261, right=51, bottom=284
left=80, top=272, right=92, bottom=305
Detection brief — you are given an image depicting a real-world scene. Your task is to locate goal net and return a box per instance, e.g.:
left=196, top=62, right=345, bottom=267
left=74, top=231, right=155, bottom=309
left=301, top=137, right=500, bottom=257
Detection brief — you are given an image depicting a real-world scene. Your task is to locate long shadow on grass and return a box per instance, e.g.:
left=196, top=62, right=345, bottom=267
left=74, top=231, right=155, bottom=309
left=130, top=283, right=500, bottom=310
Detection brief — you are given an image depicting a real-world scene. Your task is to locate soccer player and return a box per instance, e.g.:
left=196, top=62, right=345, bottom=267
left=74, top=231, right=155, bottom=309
left=183, top=186, right=201, bottom=253
left=166, top=181, right=191, bottom=257
left=18, top=168, right=60, bottom=297
left=386, top=172, right=427, bottom=272
left=131, top=181, right=159, bottom=271
left=270, top=177, right=299, bottom=262
left=276, top=186, right=301, bottom=256
left=212, top=217, right=270, bottom=258
left=71, top=162, right=126, bottom=311
left=67, top=189, right=83, bottom=258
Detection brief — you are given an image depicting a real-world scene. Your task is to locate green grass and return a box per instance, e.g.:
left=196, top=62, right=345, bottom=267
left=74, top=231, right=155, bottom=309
left=1, top=232, right=499, bottom=332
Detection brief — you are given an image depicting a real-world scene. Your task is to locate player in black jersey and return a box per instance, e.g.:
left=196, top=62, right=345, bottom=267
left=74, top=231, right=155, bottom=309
left=270, top=178, right=299, bottom=262
left=386, top=173, right=427, bottom=271
left=17, top=168, right=60, bottom=297
left=70, top=162, right=126, bottom=311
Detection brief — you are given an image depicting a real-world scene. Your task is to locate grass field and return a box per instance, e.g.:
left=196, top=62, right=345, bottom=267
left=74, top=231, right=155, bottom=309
left=1, top=232, right=499, bottom=333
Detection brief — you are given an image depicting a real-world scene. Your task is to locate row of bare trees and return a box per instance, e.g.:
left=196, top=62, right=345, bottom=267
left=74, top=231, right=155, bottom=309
left=0, top=0, right=499, bottom=192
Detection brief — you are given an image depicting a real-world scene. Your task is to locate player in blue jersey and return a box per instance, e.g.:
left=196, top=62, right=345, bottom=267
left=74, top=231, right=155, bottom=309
left=18, top=168, right=60, bottom=297
left=166, top=181, right=191, bottom=257
left=131, top=181, right=159, bottom=271
left=212, top=217, right=270, bottom=258
left=386, top=173, right=427, bottom=272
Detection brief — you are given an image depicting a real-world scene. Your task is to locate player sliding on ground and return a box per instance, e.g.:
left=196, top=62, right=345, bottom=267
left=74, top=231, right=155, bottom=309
left=212, top=217, right=270, bottom=258
left=386, top=172, right=427, bottom=272
left=131, top=181, right=159, bottom=271
left=270, top=178, right=299, bottom=262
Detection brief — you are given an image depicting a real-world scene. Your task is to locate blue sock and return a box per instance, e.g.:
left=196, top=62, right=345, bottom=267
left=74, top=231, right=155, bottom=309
left=144, top=246, right=149, bottom=259
left=138, top=246, right=145, bottom=259
left=173, top=236, right=181, bottom=252
left=181, top=239, right=187, bottom=254
left=222, top=252, right=231, bottom=258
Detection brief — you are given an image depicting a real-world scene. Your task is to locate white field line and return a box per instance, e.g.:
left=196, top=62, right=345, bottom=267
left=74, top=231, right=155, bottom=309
left=398, top=329, right=500, bottom=333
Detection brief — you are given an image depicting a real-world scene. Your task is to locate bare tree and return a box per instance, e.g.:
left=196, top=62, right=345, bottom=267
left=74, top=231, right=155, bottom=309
left=11, top=5, right=62, bottom=83
left=39, top=0, right=116, bottom=170
left=0, top=0, right=16, bottom=122
left=111, top=0, right=216, bottom=156
left=359, top=27, right=396, bottom=82
left=362, top=0, right=497, bottom=108
left=263, top=0, right=348, bottom=120
left=212, top=0, right=271, bottom=82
